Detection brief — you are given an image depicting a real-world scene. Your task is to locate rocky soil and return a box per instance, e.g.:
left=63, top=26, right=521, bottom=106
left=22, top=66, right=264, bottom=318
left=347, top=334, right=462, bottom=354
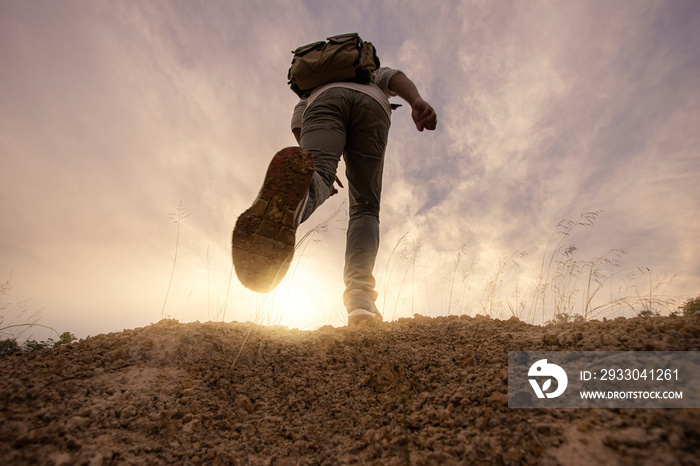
left=1, top=314, right=699, bottom=465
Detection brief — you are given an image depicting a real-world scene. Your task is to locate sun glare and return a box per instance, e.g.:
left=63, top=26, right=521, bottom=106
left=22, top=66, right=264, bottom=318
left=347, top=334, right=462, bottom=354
left=276, top=285, right=315, bottom=328
left=251, top=265, right=341, bottom=330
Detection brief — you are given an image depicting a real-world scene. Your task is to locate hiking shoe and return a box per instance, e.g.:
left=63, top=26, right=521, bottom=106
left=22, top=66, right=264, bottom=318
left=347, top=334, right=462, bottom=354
left=348, top=308, right=383, bottom=326
left=232, top=147, right=314, bottom=292
left=344, top=289, right=382, bottom=326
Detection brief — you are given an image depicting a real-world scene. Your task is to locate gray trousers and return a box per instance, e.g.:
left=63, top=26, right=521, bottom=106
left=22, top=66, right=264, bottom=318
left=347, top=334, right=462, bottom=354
left=298, top=88, right=391, bottom=314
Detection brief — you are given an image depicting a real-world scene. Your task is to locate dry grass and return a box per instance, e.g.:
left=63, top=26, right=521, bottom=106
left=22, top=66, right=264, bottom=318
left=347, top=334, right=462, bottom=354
left=160, top=206, right=685, bottom=332
left=374, top=211, right=684, bottom=325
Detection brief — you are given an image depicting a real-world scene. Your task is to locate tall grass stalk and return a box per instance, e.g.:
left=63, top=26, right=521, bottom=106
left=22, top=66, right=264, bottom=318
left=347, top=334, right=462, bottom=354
left=390, top=237, right=422, bottom=321
left=410, top=236, right=424, bottom=316
left=580, top=249, right=627, bottom=319
left=632, top=268, right=680, bottom=316
left=220, top=264, right=234, bottom=322
left=206, top=244, right=212, bottom=321
left=380, top=232, right=408, bottom=315
left=480, top=250, right=525, bottom=317
left=527, top=211, right=600, bottom=323
left=1, top=271, right=56, bottom=342
left=161, top=201, right=189, bottom=319
left=446, top=245, right=468, bottom=316
left=456, top=249, right=477, bottom=315
left=506, top=276, right=526, bottom=318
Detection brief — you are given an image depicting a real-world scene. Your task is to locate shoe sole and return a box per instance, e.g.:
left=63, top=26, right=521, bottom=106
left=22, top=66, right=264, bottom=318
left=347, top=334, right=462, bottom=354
left=231, top=147, right=314, bottom=292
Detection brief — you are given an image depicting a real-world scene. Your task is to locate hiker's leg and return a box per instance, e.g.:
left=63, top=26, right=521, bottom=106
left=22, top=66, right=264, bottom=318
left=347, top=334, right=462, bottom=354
left=297, top=89, right=351, bottom=223
left=342, top=92, right=391, bottom=313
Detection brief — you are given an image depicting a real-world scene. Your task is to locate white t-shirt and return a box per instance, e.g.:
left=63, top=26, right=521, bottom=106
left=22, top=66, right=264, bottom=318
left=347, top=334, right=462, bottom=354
left=291, top=67, right=401, bottom=132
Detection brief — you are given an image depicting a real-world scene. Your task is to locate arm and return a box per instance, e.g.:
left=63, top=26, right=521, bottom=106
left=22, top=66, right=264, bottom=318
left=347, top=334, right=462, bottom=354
left=388, top=72, right=438, bottom=132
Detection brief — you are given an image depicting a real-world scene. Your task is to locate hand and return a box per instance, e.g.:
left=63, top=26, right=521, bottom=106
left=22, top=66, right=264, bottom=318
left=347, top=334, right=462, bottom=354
left=330, top=176, right=344, bottom=196
left=411, top=99, right=437, bottom=132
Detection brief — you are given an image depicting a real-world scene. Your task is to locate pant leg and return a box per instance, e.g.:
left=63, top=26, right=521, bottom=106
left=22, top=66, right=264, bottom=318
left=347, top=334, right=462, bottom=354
left=298, top=89, right=350, bottom=222
left=341, top=92, right=391, bottom=308
left=298, top=88, right=391, bottom=313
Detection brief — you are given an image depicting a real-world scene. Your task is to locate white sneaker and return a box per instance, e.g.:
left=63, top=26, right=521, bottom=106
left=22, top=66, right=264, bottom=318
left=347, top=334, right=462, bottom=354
left=348, top=308, right=383, bottom=326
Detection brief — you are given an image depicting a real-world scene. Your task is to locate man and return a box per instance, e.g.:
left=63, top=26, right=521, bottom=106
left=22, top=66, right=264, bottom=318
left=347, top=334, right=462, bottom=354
left=232, top=62, right=437, bottom=326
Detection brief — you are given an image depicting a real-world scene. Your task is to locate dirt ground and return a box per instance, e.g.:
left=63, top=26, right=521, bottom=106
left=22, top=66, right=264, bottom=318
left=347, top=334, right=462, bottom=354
left=1, top=314, right=699, bottom=465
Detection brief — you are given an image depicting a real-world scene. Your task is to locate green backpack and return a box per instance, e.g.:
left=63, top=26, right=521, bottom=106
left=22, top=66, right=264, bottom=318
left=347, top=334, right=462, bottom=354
left=287, top=33, right=380, bottom=98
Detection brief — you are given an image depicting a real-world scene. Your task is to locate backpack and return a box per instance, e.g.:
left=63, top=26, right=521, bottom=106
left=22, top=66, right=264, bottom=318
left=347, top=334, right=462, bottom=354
left=287, top=33, right=380, bottom=98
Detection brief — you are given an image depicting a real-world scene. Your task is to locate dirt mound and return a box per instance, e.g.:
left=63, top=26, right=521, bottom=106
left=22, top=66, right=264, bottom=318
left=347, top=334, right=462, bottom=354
left=1, top=315, right=699, bottom=465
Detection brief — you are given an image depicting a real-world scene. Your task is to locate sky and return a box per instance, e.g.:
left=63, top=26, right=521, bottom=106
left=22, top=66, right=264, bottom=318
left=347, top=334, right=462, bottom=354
left=1, top=0, right=699, bottom=339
